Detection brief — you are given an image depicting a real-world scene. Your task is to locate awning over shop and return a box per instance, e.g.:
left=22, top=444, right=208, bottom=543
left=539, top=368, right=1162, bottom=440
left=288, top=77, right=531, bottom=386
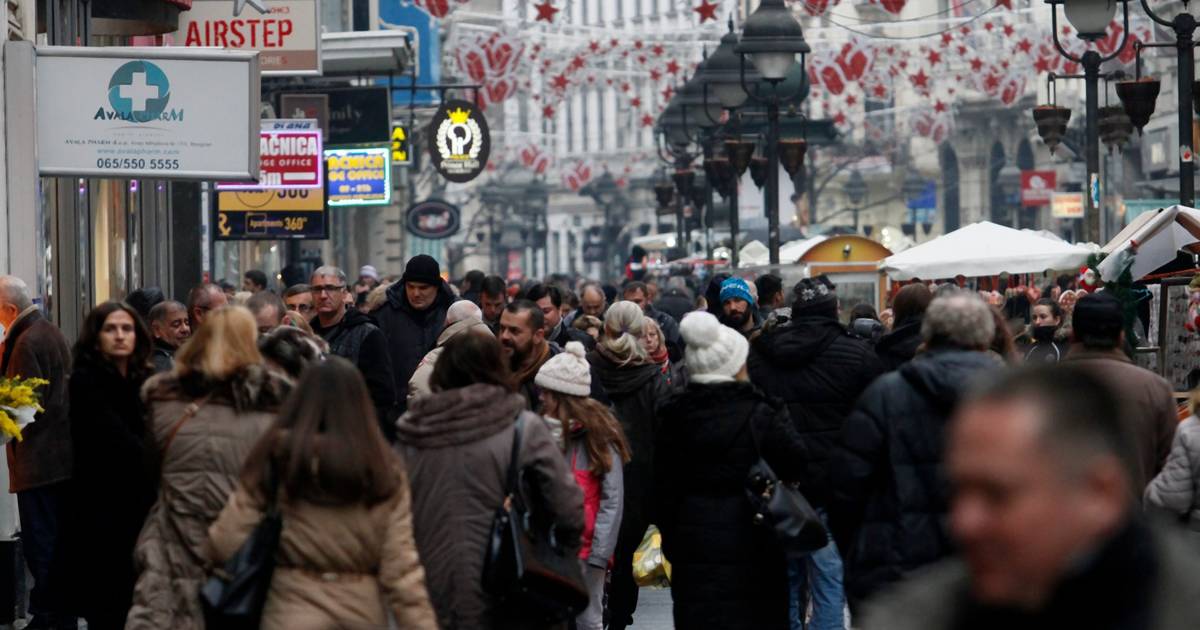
left=91, top=0, right=185, bottom=35
left=1098, top=205, right=1200, bottom=282
left=322, top=30, right=415, bottom=75
left=880, top=221, right=1097, bottom=281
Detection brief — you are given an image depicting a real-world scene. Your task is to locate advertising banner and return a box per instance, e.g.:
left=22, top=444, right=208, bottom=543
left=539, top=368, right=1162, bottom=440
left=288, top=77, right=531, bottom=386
left=428, top=99, right=490, bottom=183
left=1020, top=170, right=1057, bottom=206
left=406, top=199, right=460, bottom=239
left=172, top=0, right=321, bottom=75
left=1051, top=192, right=1085, bottom=219
left=326, top=147, right=391, bottom=206
left=36, top=46, right=260, bottom=180
left=217, top=119, right=321, bottom=190
left=392, top=124, right=412, bottom=165
left=216, top=188, right=326, bottom=240
left=326, top=87, right=392, bottom=145
left=280, top=93, right=329, bottom=137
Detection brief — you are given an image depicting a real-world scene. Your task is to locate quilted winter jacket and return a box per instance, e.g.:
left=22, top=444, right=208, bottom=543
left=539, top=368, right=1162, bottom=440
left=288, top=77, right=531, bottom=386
left=1145, top=416, right=1200, bottom=534
left=829, top=349, right=1000, bottom=607
left=747, top=315, right=884, bottom=508
left=207, top=462, right=438, bottom=630
left=371, top=280, right=456, bottom=414
left=566, top=434, right=624, bottom=568
left=126, top=365, right=292, bottom=630
left=396, top=384, right=583, bottom=630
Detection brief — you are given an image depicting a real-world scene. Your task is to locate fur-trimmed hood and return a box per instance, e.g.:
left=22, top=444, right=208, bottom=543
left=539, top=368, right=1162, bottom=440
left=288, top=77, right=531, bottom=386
left=141, top=363, right=293, bottom=413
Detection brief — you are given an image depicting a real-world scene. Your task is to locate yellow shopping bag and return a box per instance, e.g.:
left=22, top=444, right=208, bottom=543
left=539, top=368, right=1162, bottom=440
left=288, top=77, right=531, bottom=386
left=631, top=525, right=672, bottom=587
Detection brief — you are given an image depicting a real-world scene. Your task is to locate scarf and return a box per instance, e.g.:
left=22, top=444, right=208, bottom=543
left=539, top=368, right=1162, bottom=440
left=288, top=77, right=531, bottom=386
left=514, top=341, right=551, bottom=386
left=649, top=344, right=669, bottom=366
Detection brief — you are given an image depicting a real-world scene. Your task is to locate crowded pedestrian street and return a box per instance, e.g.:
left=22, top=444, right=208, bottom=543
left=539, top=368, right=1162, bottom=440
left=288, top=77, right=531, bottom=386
left=2, top=1, right=1200, bottom=629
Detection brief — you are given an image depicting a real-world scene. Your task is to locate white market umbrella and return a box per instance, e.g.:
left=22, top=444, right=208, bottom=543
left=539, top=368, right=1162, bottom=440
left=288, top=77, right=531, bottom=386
left=738, top=240, right=770, bottom=267
left=1097, top=205, right=1200, bottom=281
left=880, top=221, right=1097, bottom=281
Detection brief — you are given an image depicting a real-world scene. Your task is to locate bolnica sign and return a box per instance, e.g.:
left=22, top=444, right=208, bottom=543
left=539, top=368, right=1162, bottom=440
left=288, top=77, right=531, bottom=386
left=172, top=0, right=321, bottom=76
left=218, top=119, right=322, bottom=190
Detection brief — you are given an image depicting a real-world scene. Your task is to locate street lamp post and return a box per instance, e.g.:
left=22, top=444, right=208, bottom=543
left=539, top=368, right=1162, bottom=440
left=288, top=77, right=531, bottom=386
left=997, top=163, right=1023, bottom=228
left=525, top=178, right=549, bottom=276
left=1136, top=0, right=1197, bottom=207
left=736, top=0, right=810, bottom=266
left=845, top=169, right=867, bottom=232
left=1045, top=0, right=1130, bottom=243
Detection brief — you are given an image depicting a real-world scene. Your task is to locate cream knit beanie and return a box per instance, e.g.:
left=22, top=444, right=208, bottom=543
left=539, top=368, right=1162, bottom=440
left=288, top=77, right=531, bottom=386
left=680, top=311, right=748, bottom=383
left=535, top=341, right=592, bottom=397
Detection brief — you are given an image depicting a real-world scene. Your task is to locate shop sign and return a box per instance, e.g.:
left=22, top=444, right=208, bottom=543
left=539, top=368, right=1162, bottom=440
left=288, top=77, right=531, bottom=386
left=582, top=242, right=606, bottom=263
left=35, top=46, right=260, bottom=180
left=325, top=147, right=391, bottom=206
left=217, top=119, right=321, bottom=190
left=279, top=93, right=329, bottom=138
left=172, top=0, right=321, bottom=76
left=1020, top=170, right=1057, bottom=207
left=1051, top=192, right=1085, bottom=219
left=406, top=199, right=460, bottom=239
left=392, top=124, right=412, bottom=165
left=216, top=188, right=326, bottom=240
left=428, top=99, right=490, bottom=183
left=326, top=87, right=391, bottom=145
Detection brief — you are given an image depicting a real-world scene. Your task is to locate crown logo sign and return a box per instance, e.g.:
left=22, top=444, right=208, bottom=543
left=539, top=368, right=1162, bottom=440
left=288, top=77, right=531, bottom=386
left=448, top=108, right=471, bottom=124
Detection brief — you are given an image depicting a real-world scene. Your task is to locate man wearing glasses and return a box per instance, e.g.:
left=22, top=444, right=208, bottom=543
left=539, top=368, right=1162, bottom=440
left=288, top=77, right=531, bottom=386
left=309, top=265, right=399, bottom=440
left=283, top=284, right=314, bottom=318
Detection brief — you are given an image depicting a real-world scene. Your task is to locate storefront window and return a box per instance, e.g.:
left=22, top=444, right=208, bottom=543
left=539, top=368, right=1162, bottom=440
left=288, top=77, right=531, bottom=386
left=214, top=241, right=285, bottom=292
left=90, top=178, right=130, bottom=303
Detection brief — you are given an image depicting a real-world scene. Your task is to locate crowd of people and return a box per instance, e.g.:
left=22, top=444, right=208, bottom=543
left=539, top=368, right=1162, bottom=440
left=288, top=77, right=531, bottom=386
left=1, top=250, right=1199, bottom=630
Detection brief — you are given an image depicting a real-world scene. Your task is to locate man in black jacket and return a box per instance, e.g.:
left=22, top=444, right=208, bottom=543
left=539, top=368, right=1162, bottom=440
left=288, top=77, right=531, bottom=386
left=147, top=300, right=190, bottom=373
left=526, top=283, right=594, bottom=351
left=309, top=265, right=399, bottom=439
left=830, top=292, right=999, bottom=610
left=748, top=274, right=884, bottom=630
left=371, top=255, right=456, bottom=414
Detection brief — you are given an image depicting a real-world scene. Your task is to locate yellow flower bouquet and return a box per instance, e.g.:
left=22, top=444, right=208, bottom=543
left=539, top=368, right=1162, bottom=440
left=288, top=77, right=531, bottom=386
left=0, top=376, right=49, bottom=444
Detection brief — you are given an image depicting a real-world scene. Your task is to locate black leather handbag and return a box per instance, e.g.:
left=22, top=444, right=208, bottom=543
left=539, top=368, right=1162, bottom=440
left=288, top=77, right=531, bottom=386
left=744, top=408, right=829, bottom=557
left=200, top=468, right=282, bottom=630
left=482, top=414, right=589, bottom=622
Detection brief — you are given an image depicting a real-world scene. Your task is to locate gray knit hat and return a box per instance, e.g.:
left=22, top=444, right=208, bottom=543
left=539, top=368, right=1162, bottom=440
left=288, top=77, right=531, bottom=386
left=535, top=341, right=592, bottom=397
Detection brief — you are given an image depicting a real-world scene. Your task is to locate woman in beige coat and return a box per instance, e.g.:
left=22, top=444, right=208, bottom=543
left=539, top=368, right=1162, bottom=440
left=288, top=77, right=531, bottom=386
left=126, top=307, right=296, bottom=629
left=208, top=357, right=437, bottom=629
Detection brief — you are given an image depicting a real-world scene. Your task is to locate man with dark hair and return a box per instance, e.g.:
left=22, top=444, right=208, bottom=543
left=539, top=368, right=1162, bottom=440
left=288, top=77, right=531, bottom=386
left=126, top=286, right=165, bottom=322
left=862, top=364, right=1200, bottom=629
left=480, top=274, right=508, bottom=334
left=622, top=280, right=682, bottom=359
left=243, top=269, right=269, bottom=293
left=499, top=299, right=553, bottom=409
left=148, top=300, right=190, bottom=372
left=1064, top=291, right=1177, bottom=491
left=749, top=274, right=884, bottom=628
left=460, top=269, right=486, bottom=306
left=373, top=255, right=456, bottom=414
left=654, top=278, right=695, bottom=326
left=282, top=284, right=313, bottom=318
left=755, top=273, right=786, bottom=316
left=246, top=291, right=286, bottom=336
left=309, top=265, right=399, bottom=439
left=526, top=283, right=595, bottom=350
left=876, top=283, right=934, bottom=371
left=187, top=283, right=228, bottom=330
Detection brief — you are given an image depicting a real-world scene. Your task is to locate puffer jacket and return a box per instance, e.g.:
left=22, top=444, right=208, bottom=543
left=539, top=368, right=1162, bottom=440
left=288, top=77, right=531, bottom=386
left=407, top=317, right=494, bottom=401
left=126, top=365, right=292, bottom=630
left=312, top=309, right=399, bottom=439
left=829, top=349, right=1000, bottom=607
left=565, top=425, right=624, bottom=568
left=207, top=461, right=438, bottom=630
left=1145, top=416, right=1200, bottom=534
left=654, top=381, right=808, bottom=630
left=747, top=315, right=884, bottom=508
left=372, top=280, right=457, bottom=414
left=875, top=316, right=923, bottom=371
left=397, top=384, right=583, bottom=630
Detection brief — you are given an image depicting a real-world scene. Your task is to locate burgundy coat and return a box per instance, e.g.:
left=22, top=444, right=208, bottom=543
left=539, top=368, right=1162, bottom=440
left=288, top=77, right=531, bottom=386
left=2, top=308, right=73, bottom=492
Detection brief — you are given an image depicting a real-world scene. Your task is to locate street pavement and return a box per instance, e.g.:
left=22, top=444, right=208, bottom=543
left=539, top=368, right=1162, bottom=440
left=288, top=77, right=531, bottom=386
left=629, top=587, right=674, bottom=629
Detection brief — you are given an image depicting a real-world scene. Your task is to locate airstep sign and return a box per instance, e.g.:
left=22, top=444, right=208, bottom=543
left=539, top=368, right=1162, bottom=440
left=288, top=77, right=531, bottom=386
left=171, top=0, right=321, bottom=76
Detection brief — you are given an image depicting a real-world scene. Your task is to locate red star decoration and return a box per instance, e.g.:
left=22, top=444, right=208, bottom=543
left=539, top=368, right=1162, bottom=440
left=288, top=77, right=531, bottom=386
left=833, top=112, right=847, bottom=125
left=630, top=97, right=642, bottom=108
left=970, top=58, right=984, bottom=72
left=934, top=100, right=947, bottom=113
left=694, top=0, right=719, bottom=22
left=551, top=74, right=569, bottom=90
left=571, top=55, right=586, bottom=70
left=984, top=74, right=1000, bottom=90
left=941, top=32, right=954, bottom=47
left=542, top=105, right=556, bottom=118
left=846, top=94, right=858, bottom=106
left=1017, top=39, right=1033, bottom=54
left=662, top=86, right=674, bottom=101
left=927, top=49, right=942, bottom=65
left=1034, top=57, right=1052, bottom=73
left=898, top=60, right=908, bottom=70
left=911, top=69, right=930, bottom=89
left=666, top=59, right=681, bottom=75
left=957, top=45, right=968, bottom=56
left=589, top=41, right=600, bottom=53
left=1062, top=26, right=1072, bottom=36
left=587, top=76, right=596, bottom=84
left=650, top=69, right=662, bottom=81
left=996, top=0, right=1012, bottom=8
left=635, top=40, right=644, bottom=50
left=620, top=82, right=631, bottom=92
left=637, top=55, right=648, bottom=65
left=960, top=26, right=971, bottom=35
left=534, top=1, right=558, bottom=22
left=652, top=44, right=665, bottom=57
left=984, top=21, right=995, bottom=32
left=872, top=84, right=888, bottom=98
left=641, top=114, right=655, bottom=127
left=610, top=39, right=619, bottom=48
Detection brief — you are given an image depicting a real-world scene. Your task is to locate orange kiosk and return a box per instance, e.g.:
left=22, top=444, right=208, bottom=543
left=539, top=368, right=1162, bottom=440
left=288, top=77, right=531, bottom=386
left=796, top=235, right=894, bottom=312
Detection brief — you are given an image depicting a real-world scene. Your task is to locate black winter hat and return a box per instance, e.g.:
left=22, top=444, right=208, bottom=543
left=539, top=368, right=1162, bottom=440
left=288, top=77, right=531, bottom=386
left=1073, top=291, right=1124, bottom=339
left=402, top=255, right=442, bottom=286
left=792, top=275, right=838, bottom=316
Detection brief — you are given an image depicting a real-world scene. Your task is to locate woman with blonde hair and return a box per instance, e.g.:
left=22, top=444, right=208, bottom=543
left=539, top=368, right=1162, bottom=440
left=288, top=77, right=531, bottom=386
left=586, top=300, right=666, bottom=630
left=127, top=306, right=294, bottom=629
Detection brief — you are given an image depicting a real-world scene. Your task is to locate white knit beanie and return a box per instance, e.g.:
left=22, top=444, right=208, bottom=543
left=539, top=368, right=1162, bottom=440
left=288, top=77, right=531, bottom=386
left=680, top=311, right=748, bottom=383
left=535, top=341, right=592, bottom=397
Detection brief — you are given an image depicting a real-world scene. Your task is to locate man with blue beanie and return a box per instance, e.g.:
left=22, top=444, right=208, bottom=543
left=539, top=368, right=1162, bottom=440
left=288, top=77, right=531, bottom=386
left=719, top=276, right=761, bottom=338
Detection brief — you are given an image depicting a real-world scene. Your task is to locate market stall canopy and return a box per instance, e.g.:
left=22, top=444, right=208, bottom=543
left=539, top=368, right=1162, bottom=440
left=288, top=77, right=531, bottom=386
left=1097, top=205, right=1200, bottom=281
left=737, top=236, right=828, bottom=268
left=880, top=221, right=1097, bottom=281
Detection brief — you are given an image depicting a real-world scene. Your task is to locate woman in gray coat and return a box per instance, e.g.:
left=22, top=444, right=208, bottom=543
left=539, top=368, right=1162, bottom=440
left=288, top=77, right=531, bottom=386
left=1144, top=412, right=1197, bottom=533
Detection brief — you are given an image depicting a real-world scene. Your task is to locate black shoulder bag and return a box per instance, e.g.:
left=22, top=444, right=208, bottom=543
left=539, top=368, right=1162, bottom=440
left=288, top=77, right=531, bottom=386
left=744, top=405, right=829, bottom=557
left=200, top=465, right=282, bottom=630
left=482, top=414, right=589, bottom=622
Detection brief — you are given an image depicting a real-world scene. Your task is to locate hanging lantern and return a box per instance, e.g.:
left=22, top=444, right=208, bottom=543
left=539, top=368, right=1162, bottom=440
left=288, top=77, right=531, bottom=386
left=749, top=156, right=769, bottom=189
left=725, top=138, right=757, bottom=176
left=1031, top=105, right=1072, bottom=153
left=654, top=178, right=675, bottom=208
left=1114, top=77, right=1160, bottom=134
left=689, top=173, right=709, bottom=209
left=1098, top=105, right=1133, bottom=153
left=778, top=138, right=808, bottom=177
left=672, top=168, right=696, bottom=199
left=710, top=157, right=736, bottom=198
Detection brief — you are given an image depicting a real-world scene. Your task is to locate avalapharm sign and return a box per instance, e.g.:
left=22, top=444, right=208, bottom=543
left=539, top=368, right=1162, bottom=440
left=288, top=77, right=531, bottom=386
left=36, top=46, right=260, bottom=180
